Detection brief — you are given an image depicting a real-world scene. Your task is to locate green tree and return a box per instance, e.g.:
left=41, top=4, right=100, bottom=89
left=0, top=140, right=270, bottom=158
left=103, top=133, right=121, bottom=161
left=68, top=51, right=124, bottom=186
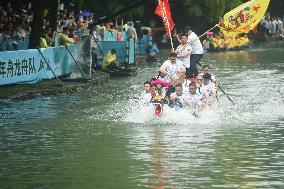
left=267, top=0, right=284, bottom=18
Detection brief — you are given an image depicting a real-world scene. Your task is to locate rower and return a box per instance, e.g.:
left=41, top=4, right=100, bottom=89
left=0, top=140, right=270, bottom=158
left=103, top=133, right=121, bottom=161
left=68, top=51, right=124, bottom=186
left=166, top=76, right=180, bottom=99
left=150, top=72, right=171, bottom=88
left=178, top=66, right=196, bottom=92
left=170, top=83, right=187, bottom=110
left=140, top=81, right=152, bottom=106
left=200, top=73, right=217, bottom=105
left=200, top=64, right=218, bottom=88
left=185, top=82, right=203, bottom=113
left=159, top=52, right=185, bottom=82
left=196, top=74, right=210, bottom=108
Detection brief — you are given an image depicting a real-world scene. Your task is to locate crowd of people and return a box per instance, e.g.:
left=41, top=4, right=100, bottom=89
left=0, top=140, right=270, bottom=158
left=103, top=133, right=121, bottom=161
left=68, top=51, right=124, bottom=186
left=0, top=3, right=32, bottom=39
left=140, top=54, right=217, bottom=116
left=260, top=13, right=284, bottom=40
left=140, top=27, right=217, bottom=116
left=0, top=2, right=139, bottom=50
left=0, top=2, right=32, bottom=50
left=202, top=33, right=251, bottom=52
left=41, top=9, right=139, bottom=48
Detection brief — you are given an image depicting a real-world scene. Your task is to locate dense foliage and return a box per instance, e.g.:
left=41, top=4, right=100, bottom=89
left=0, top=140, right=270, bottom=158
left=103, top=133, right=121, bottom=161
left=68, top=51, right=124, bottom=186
left=67, top=0, right=233, bottom=32
left=67, top=0, right=282, bottom=33
left=3, top=0, right=279, bottom=48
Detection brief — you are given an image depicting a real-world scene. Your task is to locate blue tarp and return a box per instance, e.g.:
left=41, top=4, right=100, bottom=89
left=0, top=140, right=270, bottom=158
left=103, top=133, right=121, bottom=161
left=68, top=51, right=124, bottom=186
left=96, top=39, right=135, bottom=65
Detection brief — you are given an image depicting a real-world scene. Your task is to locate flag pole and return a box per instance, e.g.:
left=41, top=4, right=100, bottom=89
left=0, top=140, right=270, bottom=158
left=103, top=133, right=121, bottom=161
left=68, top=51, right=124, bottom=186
left=159, top=0, right=174, bottom=51
left=198, top=24, right=219, bottom=38
left=186, top=24, right=219, bottom=46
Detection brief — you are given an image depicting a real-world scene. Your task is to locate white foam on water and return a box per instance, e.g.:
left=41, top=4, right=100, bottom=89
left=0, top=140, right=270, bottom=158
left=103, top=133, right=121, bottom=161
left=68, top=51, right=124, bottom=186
left=218, top=69, right=284, bottom=125
left=118, top=68, right=284, bottom=126
left=120, top=98, right=222, bottom=126
left=86, top=64, right=283, bottom=127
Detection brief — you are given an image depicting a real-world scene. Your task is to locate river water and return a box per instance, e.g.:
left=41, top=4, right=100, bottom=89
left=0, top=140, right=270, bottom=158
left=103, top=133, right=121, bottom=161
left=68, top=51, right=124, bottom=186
left=1, top=41, right=284, bottom=188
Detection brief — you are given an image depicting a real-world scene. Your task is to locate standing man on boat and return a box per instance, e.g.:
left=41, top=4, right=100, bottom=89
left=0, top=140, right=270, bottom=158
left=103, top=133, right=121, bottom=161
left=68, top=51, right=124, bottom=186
left=176, top=26, right=204, bottom=78
left=187, top=26, right=204, bottom=77
left=175, top=33, right=192, bottom=68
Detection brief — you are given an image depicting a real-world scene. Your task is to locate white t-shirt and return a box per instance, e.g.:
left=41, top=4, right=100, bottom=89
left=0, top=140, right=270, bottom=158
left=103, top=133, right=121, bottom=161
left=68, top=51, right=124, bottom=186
left=184, top=92, right=202, bottom=109
left=161, top=59, right=185, bottom=78
left=277, top=20, right=283, bottom=32
left=200, top=82, right=216, bottom=96
left=182, top=79, right=193, bottom=93
left=188, top=32, right=204, bottom=54
left=140, top=92, right=152, bottom=105
left=170, top=92, right=188, bottom=108
left=175, top=43, right=192, bottom=67
left=123, top=24, right=129, bottom=32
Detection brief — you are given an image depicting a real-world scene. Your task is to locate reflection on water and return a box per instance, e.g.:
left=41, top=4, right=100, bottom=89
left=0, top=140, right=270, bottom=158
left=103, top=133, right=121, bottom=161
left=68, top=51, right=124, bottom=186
left=0, top=42, right=284, bottom=188
left=128, top=124, right=284, bottom=188
left=128, top=125, right=284, bottom=188
left=0, top=95, right=82, bottom=126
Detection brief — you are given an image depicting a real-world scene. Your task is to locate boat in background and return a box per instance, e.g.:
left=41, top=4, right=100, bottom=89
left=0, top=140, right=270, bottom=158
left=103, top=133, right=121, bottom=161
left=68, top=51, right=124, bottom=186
left=103, top=66, right=138, bottom=77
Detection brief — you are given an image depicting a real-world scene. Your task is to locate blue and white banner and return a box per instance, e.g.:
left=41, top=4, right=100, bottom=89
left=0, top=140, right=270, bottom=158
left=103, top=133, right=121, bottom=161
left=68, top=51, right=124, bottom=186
left=0, top=45, right=77, bottom=85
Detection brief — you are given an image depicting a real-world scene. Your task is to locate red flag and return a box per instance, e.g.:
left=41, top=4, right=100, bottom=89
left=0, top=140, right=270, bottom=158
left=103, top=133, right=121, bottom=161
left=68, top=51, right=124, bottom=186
left=155, top=0, right=174, bottom=37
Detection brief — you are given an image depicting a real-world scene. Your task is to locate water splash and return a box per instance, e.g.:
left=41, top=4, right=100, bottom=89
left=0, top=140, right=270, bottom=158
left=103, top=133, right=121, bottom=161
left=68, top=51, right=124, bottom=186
left=122, top=102, right=220, bottom=126
left=92, top=66, right=283, bottom=126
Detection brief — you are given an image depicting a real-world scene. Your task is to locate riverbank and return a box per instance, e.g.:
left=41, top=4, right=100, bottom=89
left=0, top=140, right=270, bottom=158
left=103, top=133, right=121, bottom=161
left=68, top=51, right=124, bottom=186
left=0, top=71, right=109, bottom=101
left=0, top=56, right=146, bottom=101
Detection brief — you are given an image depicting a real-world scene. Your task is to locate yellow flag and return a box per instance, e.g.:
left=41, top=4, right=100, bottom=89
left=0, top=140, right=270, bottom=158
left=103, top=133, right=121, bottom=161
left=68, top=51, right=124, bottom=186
left=219, top=0, right=270, bottom=37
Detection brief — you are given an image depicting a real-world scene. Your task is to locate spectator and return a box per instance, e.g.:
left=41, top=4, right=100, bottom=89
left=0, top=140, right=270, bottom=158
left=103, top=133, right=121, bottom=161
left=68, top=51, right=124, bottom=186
left=123, top=21, right=130, bottom=32
left=146, top=42, right=159, bottom=58
left=277, top=18, right=283, bottom=36
left=101, top=49, right=120, bottom=71
left=57, top=27, right=75, bottom=46
left=44, top=27, right=56, bottom=46
left=69, top=28, right=80, bottom=43
left=39, top=29, right=49, bottom=48
left=126, top=21, right=137, bottom=40
left=116, top=26, right=123, bottom=41
left=95, top=24, right=104, bottom=41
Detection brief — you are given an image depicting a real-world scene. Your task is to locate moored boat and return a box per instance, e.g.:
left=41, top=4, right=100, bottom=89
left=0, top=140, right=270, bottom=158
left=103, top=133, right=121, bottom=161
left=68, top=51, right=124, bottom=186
left=102, top=66, right=138, bottom=77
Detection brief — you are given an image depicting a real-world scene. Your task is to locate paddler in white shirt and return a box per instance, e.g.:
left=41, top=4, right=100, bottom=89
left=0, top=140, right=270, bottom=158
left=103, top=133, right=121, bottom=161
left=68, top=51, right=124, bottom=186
left=159, top=52, right=185, bottom=82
